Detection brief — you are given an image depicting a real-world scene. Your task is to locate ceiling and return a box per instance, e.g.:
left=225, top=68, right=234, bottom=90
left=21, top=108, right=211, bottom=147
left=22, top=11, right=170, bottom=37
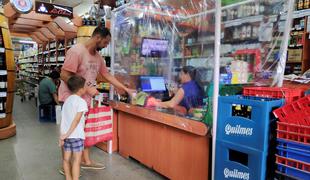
left=3, top=0, right=95, bottom=43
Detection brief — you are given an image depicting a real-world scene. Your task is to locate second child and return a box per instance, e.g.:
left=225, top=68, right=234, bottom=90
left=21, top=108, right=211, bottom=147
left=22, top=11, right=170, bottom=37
left=59, top=76, right=88, bottom=180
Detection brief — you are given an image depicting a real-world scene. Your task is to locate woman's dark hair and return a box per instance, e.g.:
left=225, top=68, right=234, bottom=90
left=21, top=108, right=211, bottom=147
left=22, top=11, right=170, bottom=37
left=92, top=26, right=111, bottom=38
left=67, top=76, right=86, bottom=93
left=182, top=66, right=196, bottom=80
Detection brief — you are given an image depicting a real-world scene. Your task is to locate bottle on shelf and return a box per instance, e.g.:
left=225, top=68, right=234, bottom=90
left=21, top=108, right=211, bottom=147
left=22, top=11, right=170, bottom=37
left=298, top=0, right=304, bottom=10
left=0, top=97, right=6, bottom=115
left=0, top=75, right=7, bottom=92
left=0, top=34, right=3, bottom=48
left=0, top=54, right=6, bottom=70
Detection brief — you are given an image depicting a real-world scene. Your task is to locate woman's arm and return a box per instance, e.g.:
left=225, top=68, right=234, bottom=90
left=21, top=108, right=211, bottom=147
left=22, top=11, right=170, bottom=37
left=60, top=112, right=83, bottom=139
left=157, top=88, right=185, bottom=108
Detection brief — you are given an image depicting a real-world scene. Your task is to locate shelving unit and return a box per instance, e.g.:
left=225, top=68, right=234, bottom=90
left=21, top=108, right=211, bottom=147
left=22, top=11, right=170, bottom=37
left=0, top=13, right=16, bottom=139
left=285, top=7, right=310, bottom=75
left=17, top=36, right=77, bottom=100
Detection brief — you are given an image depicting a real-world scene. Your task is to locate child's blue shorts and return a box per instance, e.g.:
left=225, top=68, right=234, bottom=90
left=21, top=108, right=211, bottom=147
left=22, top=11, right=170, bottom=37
left=64, top=138, right=84, bottom=152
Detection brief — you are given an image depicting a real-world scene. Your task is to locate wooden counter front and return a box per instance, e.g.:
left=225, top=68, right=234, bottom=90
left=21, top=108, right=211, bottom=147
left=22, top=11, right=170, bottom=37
left=111, top=102, right=210, bottom=180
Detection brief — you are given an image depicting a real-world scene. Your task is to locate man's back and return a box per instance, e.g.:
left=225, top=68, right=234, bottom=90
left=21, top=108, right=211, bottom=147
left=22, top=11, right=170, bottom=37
left=39, top=77, right=56, bottom=105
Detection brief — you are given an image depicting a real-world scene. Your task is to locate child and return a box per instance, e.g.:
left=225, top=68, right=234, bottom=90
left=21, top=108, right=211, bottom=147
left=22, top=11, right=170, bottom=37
left=59, top=76, right=88, bottom=180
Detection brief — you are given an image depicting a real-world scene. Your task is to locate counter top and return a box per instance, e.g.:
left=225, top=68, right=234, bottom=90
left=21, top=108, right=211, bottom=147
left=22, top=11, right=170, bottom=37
left=110, top=101, right=209, bottom=136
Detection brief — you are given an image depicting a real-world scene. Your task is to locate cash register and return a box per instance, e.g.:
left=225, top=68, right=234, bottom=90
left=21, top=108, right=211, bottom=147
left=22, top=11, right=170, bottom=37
left=139, top=76, right=170, bottom=101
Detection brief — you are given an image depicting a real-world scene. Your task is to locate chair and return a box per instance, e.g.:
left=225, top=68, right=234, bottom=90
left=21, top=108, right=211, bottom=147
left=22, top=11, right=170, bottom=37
left=38, top=104, right=56, bottom=122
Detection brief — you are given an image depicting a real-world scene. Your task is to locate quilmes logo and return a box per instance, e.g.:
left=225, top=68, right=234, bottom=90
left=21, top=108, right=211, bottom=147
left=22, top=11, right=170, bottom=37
left=225, top=124, right=253, bottom=136
left=224, top=168, right=250, bottom=180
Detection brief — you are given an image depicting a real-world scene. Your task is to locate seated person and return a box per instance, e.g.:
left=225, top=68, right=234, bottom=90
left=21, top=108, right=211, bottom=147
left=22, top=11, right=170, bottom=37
left=154, top=66, right=204, bottom=114
left=39, top=71, right=60, bottom=106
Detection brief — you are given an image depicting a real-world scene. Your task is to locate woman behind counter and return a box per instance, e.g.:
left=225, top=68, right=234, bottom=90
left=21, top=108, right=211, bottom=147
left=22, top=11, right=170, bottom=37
left=154, top=66, right=204, bottom=113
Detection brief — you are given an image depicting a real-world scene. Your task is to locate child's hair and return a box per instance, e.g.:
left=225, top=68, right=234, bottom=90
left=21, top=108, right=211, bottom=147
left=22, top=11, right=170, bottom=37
left=67, top=76, right=86, bottom=93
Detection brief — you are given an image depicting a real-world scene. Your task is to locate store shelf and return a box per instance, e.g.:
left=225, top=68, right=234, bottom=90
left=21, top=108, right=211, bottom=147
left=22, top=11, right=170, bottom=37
left=222, top=38, right=259, bottom=44
left=23, top=80, right=38, bottom=86
left=58, top=56, right=65, bottom=62
left=0, top=47, right=5, bottom=53
left=288, top=44, right=303, bottom=48
left=293, top=9, right=310, bottom=19
left=185, top=41, right=214, bottom=47
left=25, top=70, right=39, bottom=74
left=223, top=9, right=310, bottom=28
left=19, top=61, right=37, bottom=64
left=0, top=70, right=7, bottom=75
left=174, top=56, right=210, bottom=59
left=0, top=92, right=6, bottom=97
left=223, top=15, right=263, bottom=28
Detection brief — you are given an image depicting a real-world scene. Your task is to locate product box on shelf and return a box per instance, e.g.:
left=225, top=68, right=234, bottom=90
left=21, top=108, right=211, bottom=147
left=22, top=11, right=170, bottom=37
left=215, top=140, right=268, bottom=180
left=287, top=49, right=303, bottom=62
left=217, top=95, right=284, bottom=151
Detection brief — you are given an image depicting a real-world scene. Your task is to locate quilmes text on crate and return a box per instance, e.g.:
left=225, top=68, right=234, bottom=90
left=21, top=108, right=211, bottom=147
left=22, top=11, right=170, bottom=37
left=225, top=124, right=253, bottom=136
left=224, top=168, right=250, bottom=180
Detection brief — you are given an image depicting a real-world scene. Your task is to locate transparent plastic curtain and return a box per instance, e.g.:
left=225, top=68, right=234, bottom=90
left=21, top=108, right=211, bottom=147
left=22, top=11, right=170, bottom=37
left=111, top=0, right=216, bottom=122
left=220, top=0, right=291, bottom=87
left=110, top=0, right=292, bottom=114
left=110, top=0, right=293, bottom=179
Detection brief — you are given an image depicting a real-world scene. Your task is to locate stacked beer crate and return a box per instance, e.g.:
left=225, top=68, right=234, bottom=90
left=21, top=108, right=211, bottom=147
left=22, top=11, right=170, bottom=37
left=273, top=96, right=310, bottom=179
left=216, top=95, right=284, bottom=180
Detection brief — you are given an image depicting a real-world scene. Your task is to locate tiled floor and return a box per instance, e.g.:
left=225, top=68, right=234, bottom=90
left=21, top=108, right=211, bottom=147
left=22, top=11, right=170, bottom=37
left=0, top=96, right=166, bottom=180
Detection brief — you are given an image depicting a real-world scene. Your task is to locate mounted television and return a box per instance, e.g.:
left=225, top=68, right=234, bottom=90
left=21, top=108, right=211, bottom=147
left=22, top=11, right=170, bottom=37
left=140, top=38, right=169, bottom=58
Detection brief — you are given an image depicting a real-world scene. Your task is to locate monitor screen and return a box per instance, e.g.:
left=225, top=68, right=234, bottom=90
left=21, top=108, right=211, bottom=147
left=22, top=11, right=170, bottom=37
left=140, top=76, right=166, bottom=92
left=140, top=38, right=169, bottom=57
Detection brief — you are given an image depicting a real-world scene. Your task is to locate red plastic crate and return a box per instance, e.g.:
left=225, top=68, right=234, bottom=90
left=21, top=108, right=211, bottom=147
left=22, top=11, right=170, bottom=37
left=243, top=87, right=303, bottom=104
left=273, top=96, right=310, bottom=125
left=276, top=155, right=310, bottom=179
left=276, top=155, right=310, bottom=172
left=277, top=122, right=310, bottom=144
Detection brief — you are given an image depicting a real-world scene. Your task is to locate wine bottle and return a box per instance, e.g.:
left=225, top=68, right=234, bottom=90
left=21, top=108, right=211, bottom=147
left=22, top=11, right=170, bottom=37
left=0, top=54, right=6, bottom=70
left=0, top=75, right=7, bottom=92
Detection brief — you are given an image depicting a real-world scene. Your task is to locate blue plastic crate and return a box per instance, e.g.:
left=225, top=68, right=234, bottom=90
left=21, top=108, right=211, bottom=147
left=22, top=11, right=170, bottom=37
left=217, top=95, right=284, bottom=152
left=277, top=145, right=310, bottom=164
left=276, top=163, right=310, bottom=180
left=215, top=140, right=268, bottom=180
left=38, top=104, right=56, bottom=122
left=277, top=138, right=310, bottom=152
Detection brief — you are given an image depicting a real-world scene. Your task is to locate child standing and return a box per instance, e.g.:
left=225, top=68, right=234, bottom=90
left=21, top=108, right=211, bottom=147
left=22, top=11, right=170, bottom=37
left=59, top=76, right=88, bottom=180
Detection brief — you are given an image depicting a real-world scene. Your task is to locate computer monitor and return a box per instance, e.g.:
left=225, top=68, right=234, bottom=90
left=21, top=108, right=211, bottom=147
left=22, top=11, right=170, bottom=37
left=140, top=76, right=166, bottom=92
left=140, top=38, right=169, bottom=57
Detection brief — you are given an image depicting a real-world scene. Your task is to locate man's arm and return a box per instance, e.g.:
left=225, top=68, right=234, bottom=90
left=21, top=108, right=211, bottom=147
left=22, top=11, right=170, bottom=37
left=60, top=69, right=75, bottom=83
left=102, top=72, right=132, bottom=93
left=53, top=93, right=59, bottom=105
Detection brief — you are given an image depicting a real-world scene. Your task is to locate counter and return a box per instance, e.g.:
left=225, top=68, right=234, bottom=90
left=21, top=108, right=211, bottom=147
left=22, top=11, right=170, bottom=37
left=110, top=101, right=210, bottom=180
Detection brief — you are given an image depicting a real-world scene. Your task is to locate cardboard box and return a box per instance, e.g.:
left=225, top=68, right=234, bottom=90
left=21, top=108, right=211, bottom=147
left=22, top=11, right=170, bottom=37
left=288, top=49, right=303, bottom=62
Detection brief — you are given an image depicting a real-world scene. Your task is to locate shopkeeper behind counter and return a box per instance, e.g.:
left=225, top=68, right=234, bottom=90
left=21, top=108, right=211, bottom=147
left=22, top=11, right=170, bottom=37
left=154, top=66, right=204, bottom=113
